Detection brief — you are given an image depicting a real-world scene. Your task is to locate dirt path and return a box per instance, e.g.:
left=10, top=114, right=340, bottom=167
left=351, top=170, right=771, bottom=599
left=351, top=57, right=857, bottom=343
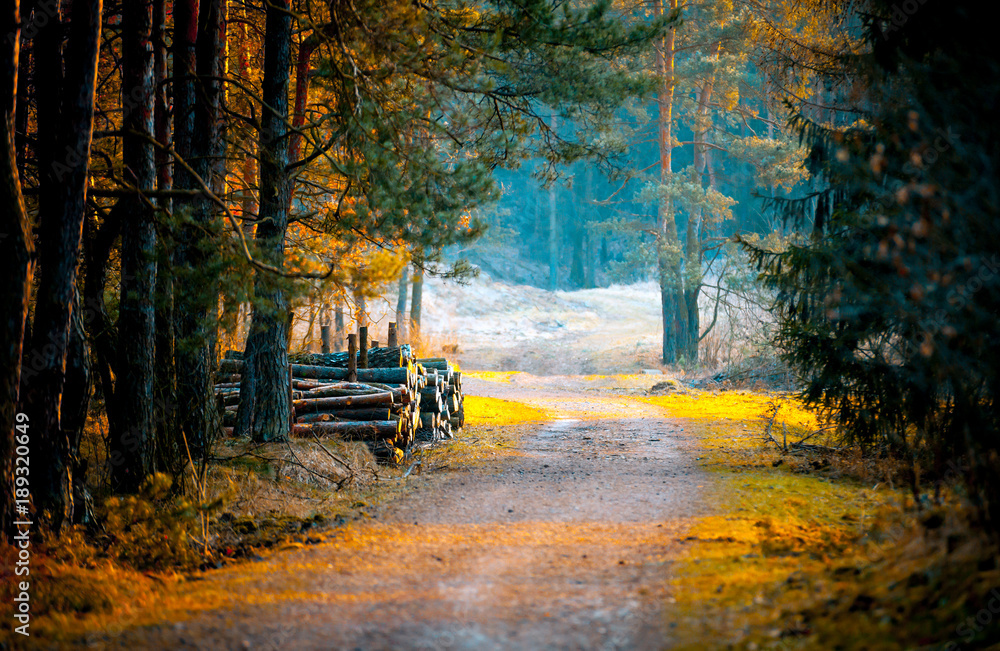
left=115, top=378, right=709, bottom=650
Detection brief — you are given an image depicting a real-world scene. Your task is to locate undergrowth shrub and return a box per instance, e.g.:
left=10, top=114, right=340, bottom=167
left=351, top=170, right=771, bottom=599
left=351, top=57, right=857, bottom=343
left=101, top=473, right=223, bottom=571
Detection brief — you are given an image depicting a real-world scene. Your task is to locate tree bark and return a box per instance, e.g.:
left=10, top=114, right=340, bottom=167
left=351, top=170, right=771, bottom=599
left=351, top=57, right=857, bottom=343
left=396, top=266, right=409, bottom=342
left=152, top=0, right=178, bottom=473
left=112, top=0, right=158, bottom=492
left=82, top=202, right=120, bottom=448
left=0, top=0, right=35, bottom=540
left=334, top=300, right=344, bottom=352
left=548, top=114, right=559, bottom=291
left=654, top=0, right=682, bottom=365
left=62, top=290, right=91, bottom=523
left=684, top=48, right=719, bottom=364
left=239, top=0, right=293, bottom=443
left=173, top=0, right=225, bottom=452
left=410, top=266, right=423, bottom=334
left=22, top=0, right=102, bottom=531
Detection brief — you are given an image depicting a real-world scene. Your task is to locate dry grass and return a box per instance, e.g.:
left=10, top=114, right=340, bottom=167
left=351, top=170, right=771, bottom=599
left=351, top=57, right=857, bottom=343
left=661, top=390, right=1000, bottom=650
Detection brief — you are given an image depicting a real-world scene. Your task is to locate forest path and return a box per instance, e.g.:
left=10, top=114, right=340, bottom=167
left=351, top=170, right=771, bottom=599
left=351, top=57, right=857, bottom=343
left=117, top=376, right=710, bottom=650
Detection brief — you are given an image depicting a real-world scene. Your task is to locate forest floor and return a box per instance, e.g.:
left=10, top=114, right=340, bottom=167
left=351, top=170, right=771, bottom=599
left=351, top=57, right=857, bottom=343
left=7, top=374, right=998, bottom=649
left=5, top=279, right=1000, bottom=649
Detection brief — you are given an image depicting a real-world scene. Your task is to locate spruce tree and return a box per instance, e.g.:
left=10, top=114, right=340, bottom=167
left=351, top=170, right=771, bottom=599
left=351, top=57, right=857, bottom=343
left=741, top=1, right=1000, bottom=530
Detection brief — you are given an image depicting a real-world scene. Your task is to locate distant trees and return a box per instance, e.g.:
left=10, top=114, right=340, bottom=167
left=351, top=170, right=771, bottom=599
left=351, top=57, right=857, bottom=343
left=1, top=0, right=670, bottom=536
left=465, top=0, right=812, bottom=368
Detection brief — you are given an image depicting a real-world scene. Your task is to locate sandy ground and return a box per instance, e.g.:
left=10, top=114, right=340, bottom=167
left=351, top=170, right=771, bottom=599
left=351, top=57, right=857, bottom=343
left=305, top=275, right=672, bottom=376
left=111, top=376, right=710, bottom=650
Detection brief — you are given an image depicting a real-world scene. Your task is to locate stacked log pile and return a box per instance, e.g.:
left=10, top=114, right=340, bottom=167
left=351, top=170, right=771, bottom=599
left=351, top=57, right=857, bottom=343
left=214, top=341, right=465, bottom=463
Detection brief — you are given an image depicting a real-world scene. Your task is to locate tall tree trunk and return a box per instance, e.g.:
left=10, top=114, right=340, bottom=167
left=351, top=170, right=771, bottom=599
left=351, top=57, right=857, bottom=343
left=82, top=202, right=120, bottom=452
left=236, top=11, right=257, bottom=238
left=354, top=288, right=367, bottom=329
left=684, top=49, right=719, bottom=364
left=288, top=35, right=317, bottom=167
left=112, top=0, right=158, bottom=492
left=583, top=166, right=596, bottom=289
left=63, top=289, right=92, bottom=523
left=173, top=0, right=225, bottom=451
left=548, top=115, right=558, bottom=291
left=22, top=0, right=102, bottom=531
left=239, top=0, right=292, bottom=443
left=334, top=300, right=344, bottom=352
left=396, top=266, right=409, bottom=343
left=152, top=0, right=178, bottom=474
left=0, top=0, right=35, bottom=540
left=654, top=0, right=681, bottom=365
left=410, top=266, right=423, bottom=335
left=14, top=3, right=30, bottom=173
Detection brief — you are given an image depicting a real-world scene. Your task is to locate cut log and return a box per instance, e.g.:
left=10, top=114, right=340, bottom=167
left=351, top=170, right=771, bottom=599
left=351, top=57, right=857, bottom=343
left=291, top=420, right=400, bottom=441
left=296, top=407, right=391, bottom=422
left=347, top=333, right=357, bottom=382
left=286, top=345, right=412, bottom=369
left=359, top=326, right=368, bottom=369
left=221, top=358, right=415, bottom=384
left=292, top=391, right=393, bottom=414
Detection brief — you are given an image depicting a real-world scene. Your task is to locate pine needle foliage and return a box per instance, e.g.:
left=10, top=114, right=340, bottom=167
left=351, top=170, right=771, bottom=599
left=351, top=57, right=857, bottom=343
left=740, top=1, right=1000, bottom=531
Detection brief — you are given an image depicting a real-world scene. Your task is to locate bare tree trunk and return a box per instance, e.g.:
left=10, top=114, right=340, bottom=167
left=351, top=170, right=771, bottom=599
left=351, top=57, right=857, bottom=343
left=83, top=202, right=120, bottom=461
left=654, top=0, right=681, bottom=365
left=684, top=47, right=719, bottom=364
left=396, top=266, right=409, bottom=343
left=410, top=266, right=424, bottom=336
left=239, top=0, right=293, bottom=443
left=0, top=0, right=35, bottom=539
left=288, top=34, right=317, bottom=167
left=22, top=0, right=102, bottom=531
left=112, top=0, right=158, bottom=492
left=152, top=0, right=178, bottom=474
left=548, top=114, right=559, bottom=292
left=63, top=290, right=92, bottom=523
left=354, top=288, right=367, bottom=329
left=174, top=0, right=224, bottom=452
left=334, top=301, right=344, bottom=352
left=14, top=2, right=30, bottom=173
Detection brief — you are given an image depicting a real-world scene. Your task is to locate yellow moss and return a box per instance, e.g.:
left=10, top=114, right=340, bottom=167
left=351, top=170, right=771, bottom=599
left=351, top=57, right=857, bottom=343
left=463, top=370, right=521, bottom=383
left=463, top=395, right=549, bottom=425
left=637, top=390, right=821, bottom=433
left=653, top=390, right=998, bottom=650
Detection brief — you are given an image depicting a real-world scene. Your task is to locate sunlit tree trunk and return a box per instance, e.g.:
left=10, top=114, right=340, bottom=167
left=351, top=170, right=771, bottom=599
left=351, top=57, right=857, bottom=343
left=0, top=0, right=34, bottom=539
left=22, top=0, right=102, bottom=530
left=396, top=266, right=409, bottom=343
left=654, top=0, right=681, bottom=364
left=548, top=116, right=558, bottom=291
left=684, top=43, right=720, bottom=363
left=410, top=266, right=424, bottom=336
left=334, top=301, right=344, bottom=352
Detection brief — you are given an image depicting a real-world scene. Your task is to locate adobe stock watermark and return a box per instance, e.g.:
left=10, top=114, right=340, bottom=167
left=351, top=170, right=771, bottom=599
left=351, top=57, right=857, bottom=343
left=876, top=125, right=961, bottom=211
left=882, top=0, right=931, bottom=33
left=901, top=253, right=1000, bottom=359
left=12, top=412, right=33, bottom=637
left=4, top=0, right=61, bottom=48
left=946, top=588, right=1000, bottom=650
